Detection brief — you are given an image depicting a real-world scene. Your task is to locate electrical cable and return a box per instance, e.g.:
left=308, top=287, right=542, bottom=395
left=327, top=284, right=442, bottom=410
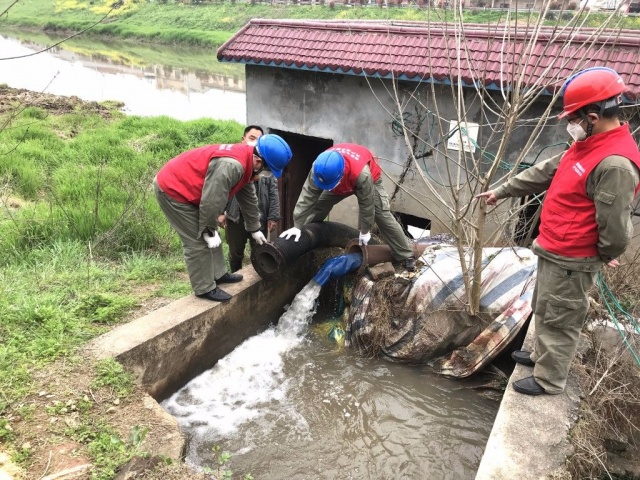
left=596, top=271, right=640, bottom=367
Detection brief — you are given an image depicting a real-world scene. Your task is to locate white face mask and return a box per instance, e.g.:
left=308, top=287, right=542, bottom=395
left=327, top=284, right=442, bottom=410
left=566, top=122, right=587, bottom=142
left=246, top=140, right=257, bottom=146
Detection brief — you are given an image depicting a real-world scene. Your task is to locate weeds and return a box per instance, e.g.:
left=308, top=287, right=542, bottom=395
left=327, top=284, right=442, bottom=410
left=4, top=0, right=639, bottom=50
left=203, top=445, right=253, bottom=480
left=567, top=252, right=640, bottom=479
left=91, top=358, right=135, bottom=398
left=67, top=421, right=150, bottom=480
left=0, top=88, right=245, bottom=477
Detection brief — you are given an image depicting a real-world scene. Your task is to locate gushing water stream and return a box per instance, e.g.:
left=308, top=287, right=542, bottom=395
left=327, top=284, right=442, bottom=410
left=161, top=279, right=497, bottom=479
left=162, top=280, right=322, bottom=440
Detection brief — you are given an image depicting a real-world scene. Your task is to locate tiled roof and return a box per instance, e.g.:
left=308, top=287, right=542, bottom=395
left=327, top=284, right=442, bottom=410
left=217, top=20, right=640, bottom=98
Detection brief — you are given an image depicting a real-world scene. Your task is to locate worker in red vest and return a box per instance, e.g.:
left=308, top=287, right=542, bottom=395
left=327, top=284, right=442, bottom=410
left=219, top=126, right=281, bottom=273
left=280, top=143, right=416, bottom=271
left=477, top=67, right=640, bottom=395
left=154, top=134, right=292, bottom=302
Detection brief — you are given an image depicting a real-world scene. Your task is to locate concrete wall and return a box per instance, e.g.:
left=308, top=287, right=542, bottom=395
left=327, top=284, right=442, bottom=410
left=86, top=250, right=330, bottom=401
left=246, top=66, right=569, bottom=237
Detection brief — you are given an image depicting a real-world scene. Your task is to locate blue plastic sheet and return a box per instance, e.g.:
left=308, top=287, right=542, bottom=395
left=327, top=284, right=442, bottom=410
left=313, top=253, right=363, bottom=286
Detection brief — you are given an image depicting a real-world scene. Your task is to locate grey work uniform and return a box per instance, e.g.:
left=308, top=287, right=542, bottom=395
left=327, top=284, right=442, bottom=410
left=292, top=165, right=413, bottom=262
left=226, top=173, right=280, bottom=272
left=494, top=154, right=639, bottom=393
left=154, top=157, right=261, bottom=296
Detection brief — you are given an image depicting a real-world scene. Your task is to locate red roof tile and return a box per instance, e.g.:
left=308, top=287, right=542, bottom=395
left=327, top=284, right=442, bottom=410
left=217, top=20, right=640, bottom=98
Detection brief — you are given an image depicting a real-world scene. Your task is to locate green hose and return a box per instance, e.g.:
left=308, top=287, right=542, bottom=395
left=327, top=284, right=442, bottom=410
left=596, top=271, right=640, bottom=367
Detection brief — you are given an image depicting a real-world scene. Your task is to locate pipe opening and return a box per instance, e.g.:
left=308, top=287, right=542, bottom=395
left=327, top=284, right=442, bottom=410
left=253, top=250, right=280, bottom=276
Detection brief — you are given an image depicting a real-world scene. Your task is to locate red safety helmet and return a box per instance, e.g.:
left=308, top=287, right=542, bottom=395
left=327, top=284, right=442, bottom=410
left=558, top=67, right=626, bottom=119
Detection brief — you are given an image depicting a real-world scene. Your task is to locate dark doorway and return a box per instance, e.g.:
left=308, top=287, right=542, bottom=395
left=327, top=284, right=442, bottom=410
left=269, top=129, right=333, bottom=233
left=397, top=212, right=431, bottom=240
left=514, top=194, right=543, bottom=247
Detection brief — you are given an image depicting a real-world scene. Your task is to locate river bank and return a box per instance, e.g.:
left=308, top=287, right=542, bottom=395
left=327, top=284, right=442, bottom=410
left=0, top=34, right=248, bottom=122
left=3, top=0, right=638, bottom=49
left=0, top=85, right=246, bottom=479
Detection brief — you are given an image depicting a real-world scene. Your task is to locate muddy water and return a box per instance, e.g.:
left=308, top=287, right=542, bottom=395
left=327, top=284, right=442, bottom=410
left=162, top=282, right=498, bottom=479
left=0, top=33, right=246, bottom=122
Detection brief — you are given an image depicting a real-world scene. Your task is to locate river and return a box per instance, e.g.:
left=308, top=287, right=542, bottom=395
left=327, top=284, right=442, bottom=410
left=0, top=30, right=247, bottom=123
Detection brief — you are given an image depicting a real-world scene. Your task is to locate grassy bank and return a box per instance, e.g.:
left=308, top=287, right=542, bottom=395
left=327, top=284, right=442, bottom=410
left=6, top=0, right=638, bottom=49
left=0, top=86, right=243, bottom=478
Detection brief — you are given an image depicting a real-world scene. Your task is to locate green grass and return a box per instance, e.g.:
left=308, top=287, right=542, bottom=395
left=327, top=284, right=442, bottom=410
left=0, top=96, right=243, bottom=414
left=6, top=0, right=637, bottom=49
left=0, top=100, right=241, bottom=255
left=0, top=96, right=240, bottom=476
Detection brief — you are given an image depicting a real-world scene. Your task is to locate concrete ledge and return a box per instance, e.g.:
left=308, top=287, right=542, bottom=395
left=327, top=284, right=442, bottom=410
left=85, top=251, right=326, bottom=401
left=83, top=250, right=330, bottom=465
left=475, top=318, right=581, bottom=480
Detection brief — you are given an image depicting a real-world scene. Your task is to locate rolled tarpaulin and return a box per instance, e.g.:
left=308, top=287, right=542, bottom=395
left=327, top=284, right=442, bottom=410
left=312, top=253, right=363, bottom=287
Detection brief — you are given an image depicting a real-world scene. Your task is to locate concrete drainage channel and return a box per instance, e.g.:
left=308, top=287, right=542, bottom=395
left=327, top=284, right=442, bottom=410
left=86, top=248, right=580, bottom=480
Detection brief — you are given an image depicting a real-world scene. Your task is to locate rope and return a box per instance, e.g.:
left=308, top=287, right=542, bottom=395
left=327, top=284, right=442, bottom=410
left=595, top=271, right=640, bottom=367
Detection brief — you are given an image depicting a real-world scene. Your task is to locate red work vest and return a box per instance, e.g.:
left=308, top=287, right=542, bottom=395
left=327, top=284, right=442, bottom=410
left=536, top=123, right=640, bottom=257
left=329, top=143, right=382, bottom=196
left=156, top=144, right=255, bottom=204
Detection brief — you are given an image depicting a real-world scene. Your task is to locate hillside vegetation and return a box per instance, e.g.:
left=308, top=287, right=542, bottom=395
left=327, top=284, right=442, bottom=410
left=2, top=0, right=638, bottom=48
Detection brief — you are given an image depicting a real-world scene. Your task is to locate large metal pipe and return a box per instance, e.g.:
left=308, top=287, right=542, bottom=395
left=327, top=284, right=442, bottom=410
left=251, top=221, right=361, bottom=280
left=343, top=240, right=431, bottom=275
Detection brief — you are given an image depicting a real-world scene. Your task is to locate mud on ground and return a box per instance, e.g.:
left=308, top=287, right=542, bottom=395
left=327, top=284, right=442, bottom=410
left=1, top=294, right=197, bottom=480
left=0, top=85, right=123, bottom=118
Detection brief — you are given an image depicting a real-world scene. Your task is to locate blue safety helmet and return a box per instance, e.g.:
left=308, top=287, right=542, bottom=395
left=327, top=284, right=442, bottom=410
left=255, top=134, right=292, bottom=178
left=312, top=150, right=345, bottom=190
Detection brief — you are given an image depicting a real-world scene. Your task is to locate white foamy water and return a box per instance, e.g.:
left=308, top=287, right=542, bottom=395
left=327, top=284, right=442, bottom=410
left=161, top=281, right=322, bottom=459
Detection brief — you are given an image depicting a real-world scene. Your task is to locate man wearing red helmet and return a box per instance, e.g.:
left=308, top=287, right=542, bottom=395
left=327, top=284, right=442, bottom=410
left=280, top=143, right=416, bottom=271
left=154, top=135, right=292, bottom=302
left=477, top=67, right=640, bottom=396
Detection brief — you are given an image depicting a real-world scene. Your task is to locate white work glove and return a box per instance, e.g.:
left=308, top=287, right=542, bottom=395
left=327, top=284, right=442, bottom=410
left=203, top=230, right=222, bottom=249
left=359, top=231, right=371, bottom=246
left=251, top=231, right=267, bottom=245
left=279, top=227, right=302, bottom=242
